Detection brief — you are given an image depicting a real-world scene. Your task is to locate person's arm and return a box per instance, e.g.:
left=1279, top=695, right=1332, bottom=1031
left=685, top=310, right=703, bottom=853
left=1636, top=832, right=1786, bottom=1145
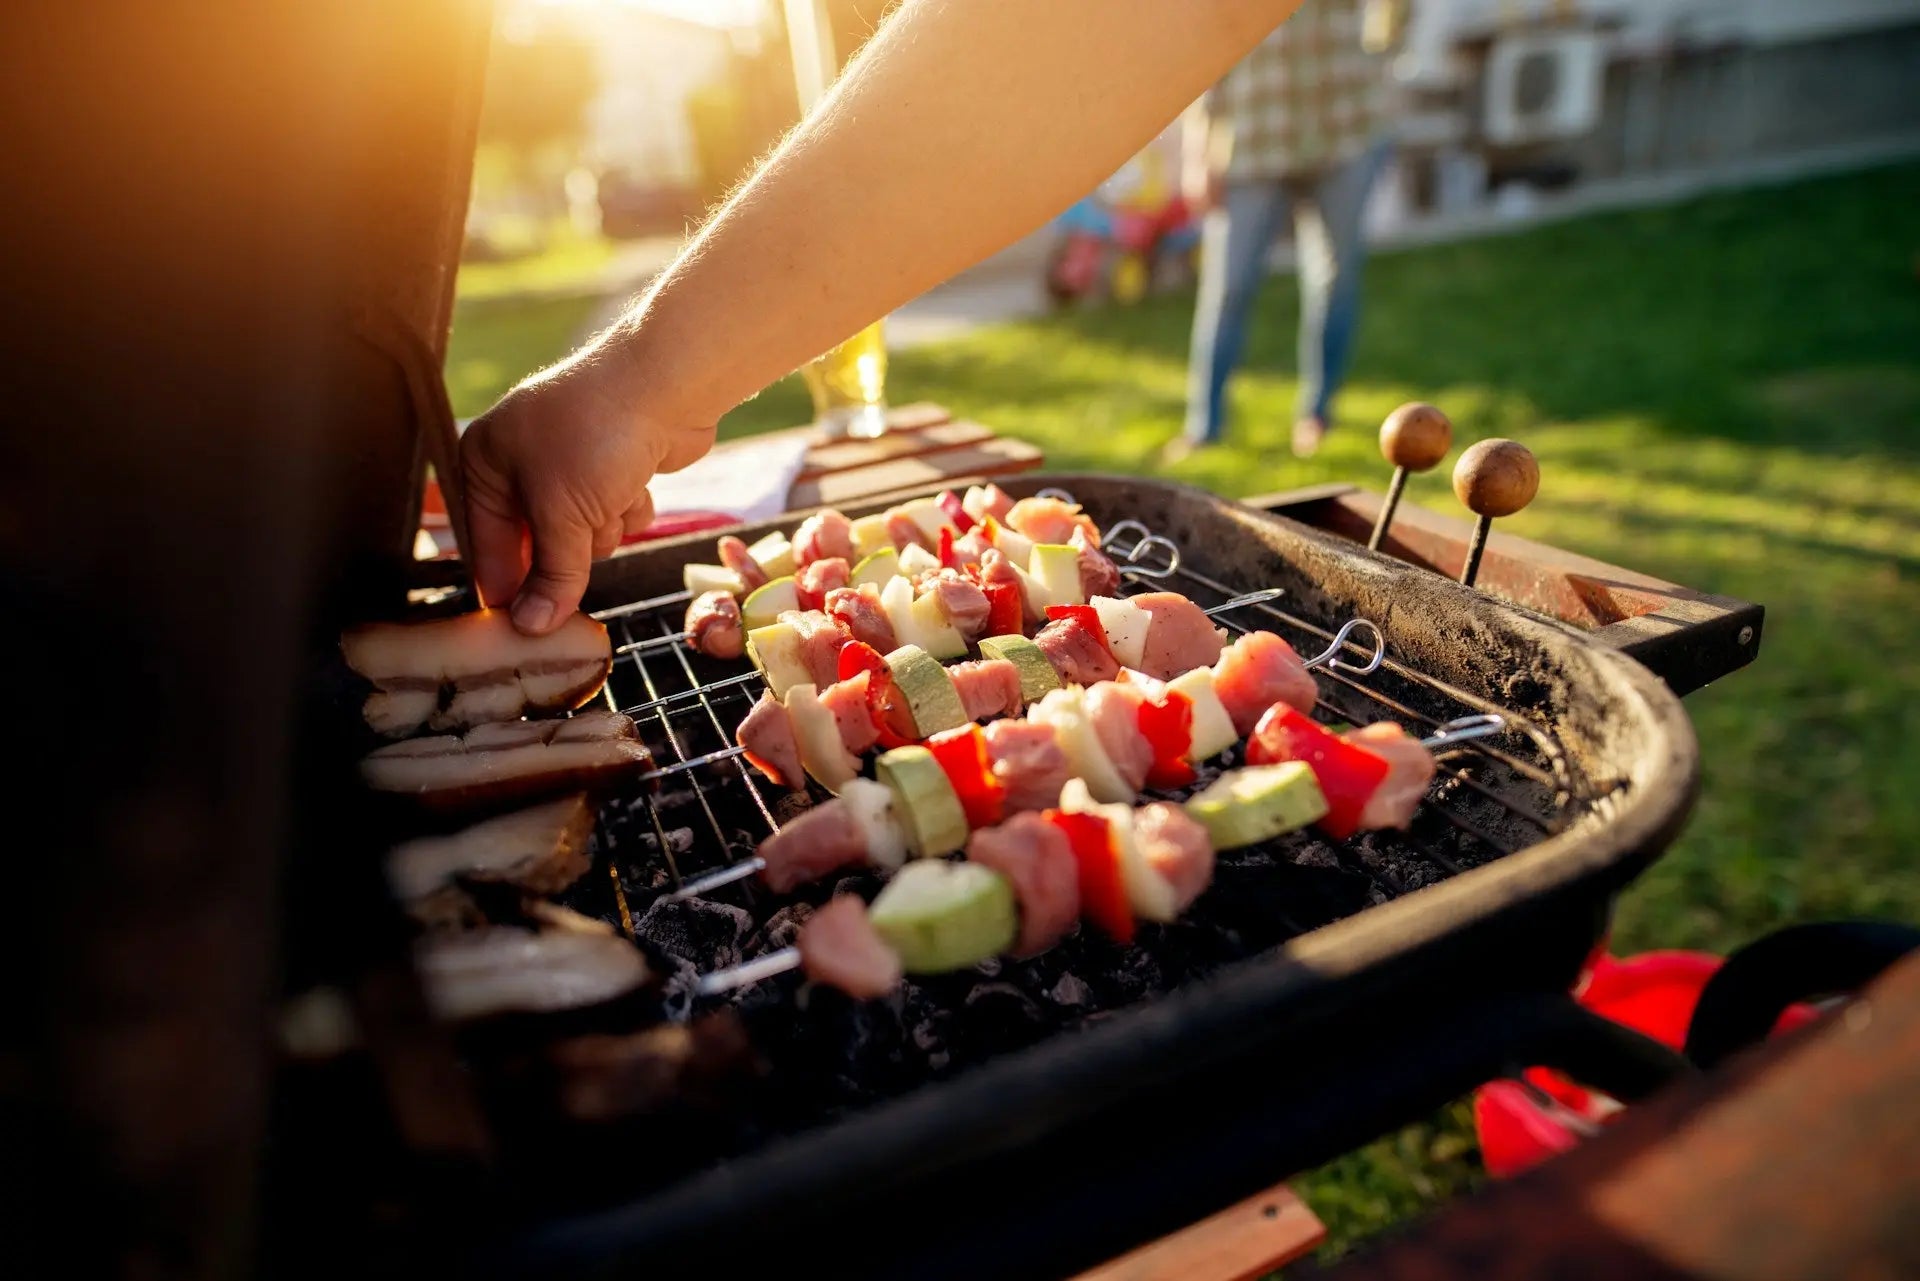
left=464, top=0, right=1302, bottom=633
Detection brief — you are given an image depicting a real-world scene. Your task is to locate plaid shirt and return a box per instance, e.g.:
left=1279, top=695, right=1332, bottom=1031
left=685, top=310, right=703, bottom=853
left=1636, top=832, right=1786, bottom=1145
left=1204, top=0, right=1390, bottom=182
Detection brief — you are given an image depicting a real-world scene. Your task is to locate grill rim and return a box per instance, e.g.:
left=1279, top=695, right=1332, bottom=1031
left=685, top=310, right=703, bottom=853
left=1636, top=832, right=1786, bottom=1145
left=494, top=472, right=1699, bottom=1274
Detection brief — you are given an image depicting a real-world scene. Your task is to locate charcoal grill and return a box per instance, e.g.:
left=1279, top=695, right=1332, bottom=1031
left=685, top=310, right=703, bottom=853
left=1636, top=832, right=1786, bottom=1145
left=336, top=471, right=1705, bottom=1281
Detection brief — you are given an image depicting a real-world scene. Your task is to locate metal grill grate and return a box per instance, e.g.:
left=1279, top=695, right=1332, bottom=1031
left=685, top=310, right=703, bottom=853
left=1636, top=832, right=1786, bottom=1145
left=570, top=522, right=1587, bottom=968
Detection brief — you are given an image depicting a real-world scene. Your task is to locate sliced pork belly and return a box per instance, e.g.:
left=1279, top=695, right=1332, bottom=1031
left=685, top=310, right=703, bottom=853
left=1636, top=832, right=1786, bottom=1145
left=777, top=609, right=849, bottom=688
left=1033, top=614, right=1120, bottom=686
left=794, top=556, right=850, bottom=611
left=1212, top=630, right=1319, bottom=733
left=925, top=571, right=991, bottom=639
left=717, top=535, right=768, bottom=593
left=736, top=691, right=804, bottom=790
left=950, top=658, right=1023, bottom=723
left=684, top=590, right=745, bottom=660
left=797, top=895, right=902, bottom=998
left=1085, top=682, right=1152, bottom=792
left=983, top=718, right=1070, bottom=813
left=386, top=793, right=595, bottom=926
left=792, top=510, right=855, bottom=567
left=1346, top=722, right=1436, bottom=831
left=825, top=584, right=897, bottom=653
left=342, top=608, right=613, bottom=738
left=759, top=799, right=867, bottom=893
left=1131, top=802, right=1214, bottom=915
left=966, top=812, right=1079, bottom=956
left=415, top=927, right=650, bottom=1022
left=1005, top=496, right=1100, bottom=546
left=1070, top=527, right=1122, bottom=600
left=964, top=483, right=1017, bottom=524
left=361, top=710, right=649, bottom=817
left=1131, top=592, right=1227, bottom=680
left=818, top=670, right=881, bottom=756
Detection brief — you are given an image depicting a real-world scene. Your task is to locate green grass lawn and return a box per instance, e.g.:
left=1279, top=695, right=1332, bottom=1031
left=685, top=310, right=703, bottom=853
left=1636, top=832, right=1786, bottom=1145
left=449, top=161, right=1920, bottom=1260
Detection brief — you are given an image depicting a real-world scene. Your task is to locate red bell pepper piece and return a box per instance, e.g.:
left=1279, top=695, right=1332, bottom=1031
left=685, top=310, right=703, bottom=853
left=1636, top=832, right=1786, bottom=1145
left=795, top=582, right=824, bottom=613
left=925, top=724, right=1006, bottom=830
left=1245, top=704, right=1391, bottom=839
left=864, top=668, right=918, bottom=750
left=982, top=581, right=1022, bottom=638
left=837, top=639, right=889, bottom=684
left=979, top=513, right=1004, bottom=547
left=1138, top=687, right=1196, bottom=789
left=938, top=526, right=961, bottom=570
left=1045, top=809, right=1133, bottom=944
left=936, top=489, right=975, bottom=534
left=1044, top=604, right=1116, bottom=662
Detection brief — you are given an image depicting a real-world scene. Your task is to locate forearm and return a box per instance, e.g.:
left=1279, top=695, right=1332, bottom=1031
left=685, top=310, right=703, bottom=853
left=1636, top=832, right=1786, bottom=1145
left=609, top=0, right=1298, bottom=424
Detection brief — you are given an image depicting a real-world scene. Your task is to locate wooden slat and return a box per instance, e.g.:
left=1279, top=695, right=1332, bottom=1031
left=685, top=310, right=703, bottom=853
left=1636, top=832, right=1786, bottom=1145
left=797, top=420, right=996, bottom=480
left=787, top=437, right=1044, bottom=509
left=1071, top=1184, right=1326, bottom=1281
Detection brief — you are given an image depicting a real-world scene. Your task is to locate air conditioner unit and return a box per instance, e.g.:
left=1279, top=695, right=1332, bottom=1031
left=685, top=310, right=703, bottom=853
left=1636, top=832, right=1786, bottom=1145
left=1482, top=29, right=1604, bottom=146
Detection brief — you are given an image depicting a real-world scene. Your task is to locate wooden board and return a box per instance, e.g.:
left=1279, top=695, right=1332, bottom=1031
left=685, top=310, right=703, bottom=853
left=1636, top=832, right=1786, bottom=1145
left=1071, top=1183, right=1325, bottom=1281
left=787, top=436, right=1045, bottom=510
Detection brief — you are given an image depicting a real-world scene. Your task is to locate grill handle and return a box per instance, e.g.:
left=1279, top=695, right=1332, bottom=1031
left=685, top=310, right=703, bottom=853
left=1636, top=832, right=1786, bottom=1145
left=1685, top=920, right=1920, bottom=1071
left=1511, top=993, right=1696, bottom=1104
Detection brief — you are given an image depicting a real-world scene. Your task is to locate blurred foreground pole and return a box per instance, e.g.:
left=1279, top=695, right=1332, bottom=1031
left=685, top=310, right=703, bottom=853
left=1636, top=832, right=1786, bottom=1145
left=784, top=0, right=840, bottom=111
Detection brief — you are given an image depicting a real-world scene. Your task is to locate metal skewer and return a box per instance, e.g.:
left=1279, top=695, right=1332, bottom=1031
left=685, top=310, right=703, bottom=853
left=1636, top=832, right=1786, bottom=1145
left=1368, top=403, right=1453, bottom=552
left=685, top=714, right=1509, bottom=996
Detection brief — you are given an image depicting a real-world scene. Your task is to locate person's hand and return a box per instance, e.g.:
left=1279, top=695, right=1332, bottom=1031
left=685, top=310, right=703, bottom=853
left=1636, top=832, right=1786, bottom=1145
left=460, top=342, right=715, bottom=635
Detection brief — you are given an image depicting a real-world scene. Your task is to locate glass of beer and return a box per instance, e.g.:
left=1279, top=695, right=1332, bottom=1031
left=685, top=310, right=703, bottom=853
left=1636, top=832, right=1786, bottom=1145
left=801, top=319, right=889, bottom=439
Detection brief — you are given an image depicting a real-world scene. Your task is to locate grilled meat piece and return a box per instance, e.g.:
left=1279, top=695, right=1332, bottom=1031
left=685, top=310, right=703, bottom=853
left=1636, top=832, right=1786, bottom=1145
left=1085, top=682, right=1152, bottom=792
left=825, top=584, right=897, bottom=653
left=684, top=590, right=745, bottom=659
left=1131, top=591, right=1227, bottom=680
left=794, top=556, right=850, bottom=611
left=792, top=510, right=856, bottom=567
left=925, top=571, right=991, bottom=639
left=979, top=547, right=1043, bottom=629
left=819, top=670, right=881, bottom=756
left=949, top=658, right=1023, bottom=722
left=759, top=799, right=867, bottom=893
left=885, top=510, right=932, bottom=552
left=341, top=608, right=612, bottom=738
left=966, top=813, right=1079, bottom=956
left=717, top=535, right=768, bottom=593
left=1131, top=802, right=1214, bottom=914
left=1347, top=722, right=1436, bottom=832
left=360, top=710, right=649, bottom=817
left=736, top=691, right=804, bottom=791
left=386, top=793, right=596, bottom=927
left=982, top=718, right=1069, bottom=813
left=1070, top=527, right=1121, bottom=600
left=1033, top=613, right=1120, bottom=686
left=1212, top=630, right=1318, bottom=733
left=1005, top=495, right=1100, bottom=546
left=779, top=608, right=849, bottom=689
left=797, top=895, right=902, bottom=998
left=415, top=927, right=651, bottom=1022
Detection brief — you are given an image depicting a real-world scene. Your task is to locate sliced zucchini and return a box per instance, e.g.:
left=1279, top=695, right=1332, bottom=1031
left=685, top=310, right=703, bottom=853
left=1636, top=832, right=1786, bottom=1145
left=1091, top=595, right=1151, bottom=669
left=1027, top=687, right=1132, bottom=803
left=987, top=521, right=1035, bottom=567
left=908, top=589, right=968, bottom=661
left=746, top=530, right=796, bottom=579
left=874, top=745, right=970, bottom=858
left=786, top=682, right=859, bottom=793
left=851, top=547, right=900, bottom=590
left=745, top=622, right=812, bottom=700
left=883, top=645, right=967, bottom=737
left=850, top=513, right=893, bottom=561
left=977, top=634, right=1061, bottom=704
left=683, top=563, right=744, bottom=598
left=1029, top=543, right=1084, bottom=607
left=1167, top=668, right=1237, bottom=761
left=740, top=575, right=799, bottom=630
left=840, top=777, right=908, bottom=870
left=1184, top=763, right=1329, bottom=850
left=869, top=858, right=1017, bottom=972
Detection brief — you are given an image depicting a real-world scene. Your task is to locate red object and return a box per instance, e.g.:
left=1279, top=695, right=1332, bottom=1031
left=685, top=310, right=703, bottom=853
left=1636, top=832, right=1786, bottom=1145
left=925, top=724, right=1006, bottom=830
left=1474, top=950, right=1823, bottom=1178
left=936, top=489, right=975, bottom=534
left=1138, top=687, right=1196, bottom=789
left=1046, top=809, right=1132, bottom=943
left=795, top=580, right=824, bottom=613
left=837, top=640, right=888, bottom=684
left=1245, top=704, right=1391, bottom=839
left=983, top=582, right=1022, bottom=638
left=1044, top=604, right=1117, bottom=662
left=938, top=526, right=961, bottom=570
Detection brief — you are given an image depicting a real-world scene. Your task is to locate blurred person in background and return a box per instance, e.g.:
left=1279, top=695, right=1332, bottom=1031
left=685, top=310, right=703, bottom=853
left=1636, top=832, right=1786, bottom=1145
left=1166, top=0, right=1398, bottom=462
left=464, top=0, right=1322, bottom=637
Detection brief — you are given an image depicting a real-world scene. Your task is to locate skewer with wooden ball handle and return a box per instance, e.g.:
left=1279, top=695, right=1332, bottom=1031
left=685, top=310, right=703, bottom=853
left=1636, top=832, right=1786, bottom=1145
left=1369, top=402, right=1454, bottom=551
left=1453, top=439, right=1539, bottom=588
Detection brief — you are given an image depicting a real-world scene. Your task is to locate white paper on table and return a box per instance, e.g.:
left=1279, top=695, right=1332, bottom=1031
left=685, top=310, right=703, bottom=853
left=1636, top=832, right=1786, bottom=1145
left=646, top=432, right=812, bottom=524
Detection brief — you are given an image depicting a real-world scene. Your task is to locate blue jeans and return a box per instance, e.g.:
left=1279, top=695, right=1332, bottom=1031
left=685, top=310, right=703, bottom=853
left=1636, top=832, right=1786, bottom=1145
left=1185, top=140, right=1390, bottom=444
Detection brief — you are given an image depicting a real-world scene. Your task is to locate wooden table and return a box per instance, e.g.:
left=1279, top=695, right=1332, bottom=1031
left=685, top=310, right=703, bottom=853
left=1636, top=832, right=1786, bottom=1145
left=417, top=402, right=1043, bottom=558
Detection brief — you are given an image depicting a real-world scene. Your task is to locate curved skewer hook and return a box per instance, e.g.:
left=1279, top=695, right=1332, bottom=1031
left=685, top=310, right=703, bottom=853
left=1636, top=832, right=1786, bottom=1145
left=1303, top=618, right=1386, bottom=676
